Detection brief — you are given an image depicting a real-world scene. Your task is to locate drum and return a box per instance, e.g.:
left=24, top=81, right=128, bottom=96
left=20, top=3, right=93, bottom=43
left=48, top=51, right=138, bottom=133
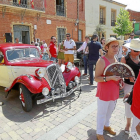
left=103, top=62, right=135, bottom=78
left=103, top=62, right=135, bottom=98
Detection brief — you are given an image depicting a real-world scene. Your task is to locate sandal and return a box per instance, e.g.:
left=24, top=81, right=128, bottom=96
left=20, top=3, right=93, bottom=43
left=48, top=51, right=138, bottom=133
left=125, top=130, right=130, bottom=134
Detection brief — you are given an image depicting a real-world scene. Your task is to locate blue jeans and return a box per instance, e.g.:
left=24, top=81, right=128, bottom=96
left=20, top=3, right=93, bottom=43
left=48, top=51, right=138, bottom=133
left=88, top=60, right=97, bottom=84
left=118, top=57, right=122, bottom=62
left=50, top=57, right=57, bottom=62
left=42, top=53, right=49, bottom=60
left=83, top=55, right=88, bottom=74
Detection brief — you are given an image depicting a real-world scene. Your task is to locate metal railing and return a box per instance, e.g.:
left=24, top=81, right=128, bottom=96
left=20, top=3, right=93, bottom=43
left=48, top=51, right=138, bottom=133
left=111, top=20, right=116, bottom=26
left=100, top=18, right=105, bottom=25
left=56, top=5, right=65, bottom=16
left=13, top=0, right=27, bottom=8
left=0, top=0, right=45, bottom=11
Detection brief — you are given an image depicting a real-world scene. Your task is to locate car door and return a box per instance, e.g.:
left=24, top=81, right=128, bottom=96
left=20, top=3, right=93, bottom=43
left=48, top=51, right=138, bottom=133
left=0, top=51, right=11, bottom=88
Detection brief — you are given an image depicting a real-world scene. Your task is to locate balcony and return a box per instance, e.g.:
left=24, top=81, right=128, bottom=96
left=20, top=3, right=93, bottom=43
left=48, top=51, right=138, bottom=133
left=100, top=18, right=105, bottom=25
left=0, top=0, right=45, bottom=12
left=111, top=20, right=116, bottom=26
left=56, top=5, right=65, bottom=16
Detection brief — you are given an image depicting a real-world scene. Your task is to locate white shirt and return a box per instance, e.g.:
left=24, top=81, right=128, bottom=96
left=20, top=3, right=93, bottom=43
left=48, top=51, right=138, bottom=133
left=43, top=47, right=49, bottom=54
left=64, top=39, right=76, bottom=54
left=115, top=46, right=123, bottom=59
left=43, top=43, right=47, bottom=48
left=126, top=38, right=132, bottom=54
left=36, top=46, right=41, bottom=53
left=77, top=42, right=88, bottom=54
left=126, top=38, right=132, bottom=43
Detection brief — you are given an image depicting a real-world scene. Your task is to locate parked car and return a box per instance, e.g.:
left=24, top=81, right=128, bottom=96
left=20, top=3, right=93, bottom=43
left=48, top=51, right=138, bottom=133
left=0, top=43, right=81, bottom=112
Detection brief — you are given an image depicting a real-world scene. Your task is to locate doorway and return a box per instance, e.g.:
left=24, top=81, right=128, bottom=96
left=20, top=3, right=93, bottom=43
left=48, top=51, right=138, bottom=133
left=22, top=31, right=30, bottom=44
left=13, top=25, right=30, bottom=44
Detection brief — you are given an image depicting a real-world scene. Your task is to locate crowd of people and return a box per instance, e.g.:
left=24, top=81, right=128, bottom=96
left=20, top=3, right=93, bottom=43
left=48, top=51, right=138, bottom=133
left=30, top=33, right=76, bottom=66
left=14, top=33, right=140, bottom=140
left=16, top=33, right=139, bottom=88
left=33, top=33, right=103, bottom=85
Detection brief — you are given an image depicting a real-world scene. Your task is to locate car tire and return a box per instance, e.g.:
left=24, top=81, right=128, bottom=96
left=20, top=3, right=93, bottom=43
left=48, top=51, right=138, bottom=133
left=19, top=84, right=32, bottom=112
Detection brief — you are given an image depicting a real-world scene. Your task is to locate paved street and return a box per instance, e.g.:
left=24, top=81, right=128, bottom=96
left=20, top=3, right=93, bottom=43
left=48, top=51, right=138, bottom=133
left=0, top=70, right=133, bottom=140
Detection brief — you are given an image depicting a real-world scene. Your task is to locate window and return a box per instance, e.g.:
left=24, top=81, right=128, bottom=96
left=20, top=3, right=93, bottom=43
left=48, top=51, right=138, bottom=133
left=56, top=0, right=65, bottom=16
left=6, top=48, right=40, bottom=61
left=57, top=28, right=66, bottom=45
left=111, top=10, right=116, bottom=26
left=100, top=7, right=106, bottom=25
left=13, top=0, right=27, bottom=8
left=78, top=30, right=82, bottom=41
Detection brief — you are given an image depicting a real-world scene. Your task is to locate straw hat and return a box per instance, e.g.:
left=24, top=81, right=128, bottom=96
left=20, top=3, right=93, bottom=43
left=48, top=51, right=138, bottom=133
left=126, top=39, right=140, bottom=51
left=104, top=37, right=119, bottom=51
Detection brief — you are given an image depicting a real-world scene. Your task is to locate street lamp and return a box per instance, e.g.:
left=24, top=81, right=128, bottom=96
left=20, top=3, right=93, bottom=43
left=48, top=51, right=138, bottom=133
left=75, top=19, right=79, bottom=26
left=132, top=19, right=136, bottom=24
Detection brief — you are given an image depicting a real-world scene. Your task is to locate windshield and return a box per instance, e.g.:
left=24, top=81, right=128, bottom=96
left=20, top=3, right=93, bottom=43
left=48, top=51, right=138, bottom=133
left=6, top=48, right=40, bottom=61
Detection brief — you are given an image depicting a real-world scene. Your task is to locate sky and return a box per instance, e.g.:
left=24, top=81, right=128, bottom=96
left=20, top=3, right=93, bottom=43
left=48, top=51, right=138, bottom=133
left=114, top=0, right=140, bottom=12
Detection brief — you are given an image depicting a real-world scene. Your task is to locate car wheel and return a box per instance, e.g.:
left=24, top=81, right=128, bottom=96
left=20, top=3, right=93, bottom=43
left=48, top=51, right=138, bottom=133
left=19, top=84, right=32, bottom=112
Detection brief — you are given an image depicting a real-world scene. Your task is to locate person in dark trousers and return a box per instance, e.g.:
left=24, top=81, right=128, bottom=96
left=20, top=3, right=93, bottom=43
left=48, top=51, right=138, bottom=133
left=77, top=36, right=90, bottom=76
left=86, top=34, right=103, bottom=85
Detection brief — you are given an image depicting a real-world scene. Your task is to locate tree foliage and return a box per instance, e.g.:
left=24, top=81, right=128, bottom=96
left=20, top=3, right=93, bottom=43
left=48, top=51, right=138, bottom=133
left=113, top=8, right=133, bottom=36
left=94, top=24, right=105, bottom=40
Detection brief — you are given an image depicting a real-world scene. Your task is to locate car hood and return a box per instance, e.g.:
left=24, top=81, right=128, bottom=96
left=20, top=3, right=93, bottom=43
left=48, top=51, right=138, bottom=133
left=7, top=58, right=54, bottom=67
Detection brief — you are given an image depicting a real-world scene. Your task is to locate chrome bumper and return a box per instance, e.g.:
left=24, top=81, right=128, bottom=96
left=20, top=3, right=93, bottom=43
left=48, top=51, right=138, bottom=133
left=37, top=84, right=81, bottom=105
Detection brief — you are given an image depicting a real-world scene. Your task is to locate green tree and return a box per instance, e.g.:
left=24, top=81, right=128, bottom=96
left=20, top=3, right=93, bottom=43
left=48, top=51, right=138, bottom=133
left=94, top=24, right=105, bottom=40
left=113, top=8, right=133, bottom=38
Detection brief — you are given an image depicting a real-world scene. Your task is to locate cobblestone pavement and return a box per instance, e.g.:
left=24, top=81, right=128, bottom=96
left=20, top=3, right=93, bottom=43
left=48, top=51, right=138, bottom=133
left=0, top=71, right=133, bottom=140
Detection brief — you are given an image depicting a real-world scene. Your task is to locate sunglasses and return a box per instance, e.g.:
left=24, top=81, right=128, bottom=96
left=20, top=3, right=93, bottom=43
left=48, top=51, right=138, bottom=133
left=66, top=36, right=70, bottom=37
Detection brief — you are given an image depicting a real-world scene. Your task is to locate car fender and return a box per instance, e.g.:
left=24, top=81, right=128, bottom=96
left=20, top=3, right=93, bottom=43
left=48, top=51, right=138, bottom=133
left=5, top=75, right=51, bottom=94
left=63, top=66, right=81, bottom=86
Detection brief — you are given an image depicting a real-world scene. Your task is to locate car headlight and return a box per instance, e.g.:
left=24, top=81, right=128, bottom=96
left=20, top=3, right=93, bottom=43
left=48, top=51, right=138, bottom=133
left=75, top=76, right=80, bottom=83
left=60, top=64, right=65, bottom=72
left=68, top=81, right=73, bottom=89
left=42, top=88, right=49, bottom=96
left=67, top=62, right=73, bottom=70
left=35, top=68, right=45, bottom=78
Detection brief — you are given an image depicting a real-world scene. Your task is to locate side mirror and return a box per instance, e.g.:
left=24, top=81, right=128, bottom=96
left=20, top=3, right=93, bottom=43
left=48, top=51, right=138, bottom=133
left=0, top=55, right=4, bottom=63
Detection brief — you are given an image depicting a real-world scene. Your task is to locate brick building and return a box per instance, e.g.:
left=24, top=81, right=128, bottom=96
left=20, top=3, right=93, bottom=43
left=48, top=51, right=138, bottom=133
left=125, top=9, right=140, bottom=39
left=0, top=0, right=85, bottom=45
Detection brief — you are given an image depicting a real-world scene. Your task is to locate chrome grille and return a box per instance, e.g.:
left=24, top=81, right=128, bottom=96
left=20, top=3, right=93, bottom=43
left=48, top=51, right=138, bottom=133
left=46, top=64, right=66, bottom=91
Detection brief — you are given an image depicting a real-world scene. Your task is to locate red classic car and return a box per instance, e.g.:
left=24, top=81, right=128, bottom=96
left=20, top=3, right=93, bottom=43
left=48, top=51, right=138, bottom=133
left=0, top=43, right=81, bottom=112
